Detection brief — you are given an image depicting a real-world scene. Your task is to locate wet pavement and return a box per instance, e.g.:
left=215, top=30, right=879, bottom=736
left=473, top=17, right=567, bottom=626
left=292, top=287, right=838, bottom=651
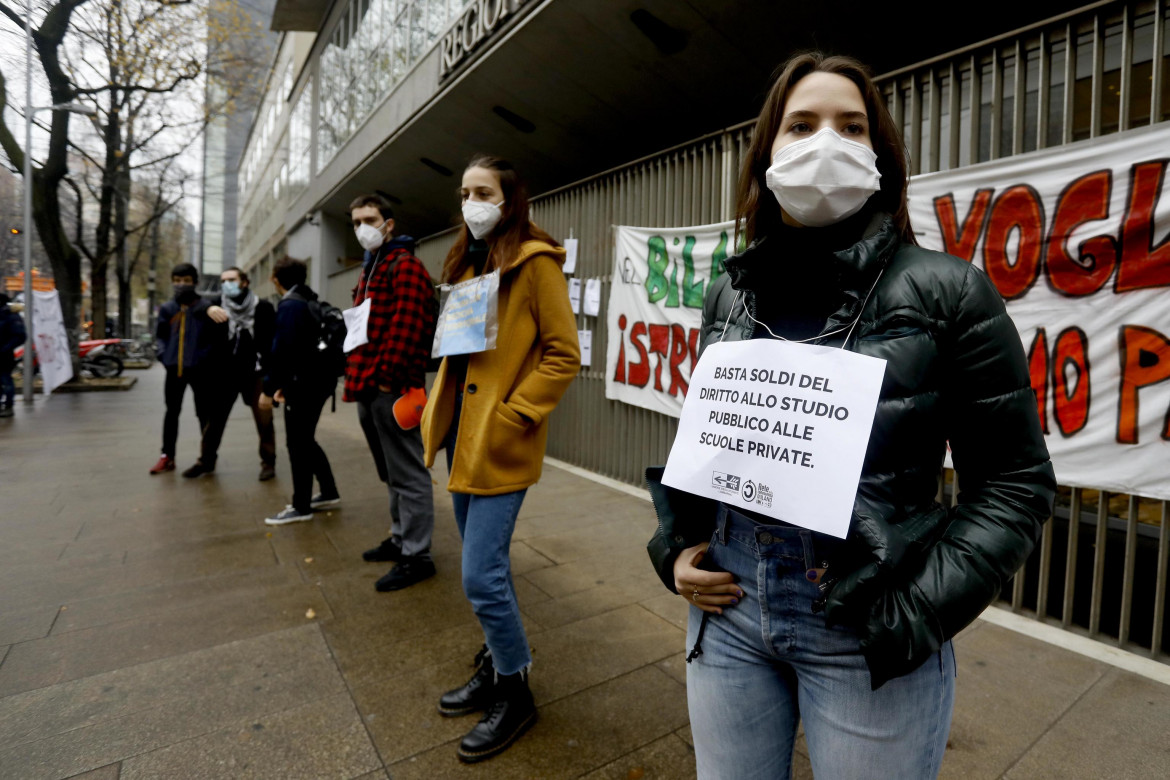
left=1, top=366, right=1167, bottom=779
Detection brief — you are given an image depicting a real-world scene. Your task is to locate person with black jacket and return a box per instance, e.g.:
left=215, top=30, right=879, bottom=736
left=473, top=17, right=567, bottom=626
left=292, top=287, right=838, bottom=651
left=647, top=53, right=1055, bottom=779
left=258, top=257, right=339, bottom=525
left=192, top=266, right=278, bottom=482
left=0, top=292, right=26, bottom=418
left=149, top=263, right=230, bottom=475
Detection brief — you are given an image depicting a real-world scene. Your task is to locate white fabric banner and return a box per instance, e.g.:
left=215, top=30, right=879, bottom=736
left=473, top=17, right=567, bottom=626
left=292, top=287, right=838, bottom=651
left=606, top=220, right=736, bottom=417
left=608, top=123, right=1170, bottom=499
left=662, top=340, right=886, bottom=538
left=908, top=122, right=1170, bottom=500
left=33, top=290, right=73, bottom=393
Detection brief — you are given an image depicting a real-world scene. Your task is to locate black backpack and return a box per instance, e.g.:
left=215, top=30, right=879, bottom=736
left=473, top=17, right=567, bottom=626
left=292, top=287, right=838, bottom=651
left=307, top=299, right=348, bottom=379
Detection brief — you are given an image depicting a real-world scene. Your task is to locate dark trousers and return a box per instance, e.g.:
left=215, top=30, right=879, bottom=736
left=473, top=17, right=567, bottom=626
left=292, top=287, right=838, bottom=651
left=284, top=386, right=337, bottom=513
left=202, top=373, right=277, bottom=467
left=162, top=366, right=227, bottom=463
left=0, top=367, right=13, bottom=407
left=357, top=391, right=435, bottom=560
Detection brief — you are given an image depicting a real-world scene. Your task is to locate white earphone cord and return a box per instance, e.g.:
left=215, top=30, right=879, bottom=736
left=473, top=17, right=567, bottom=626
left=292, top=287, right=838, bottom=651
left=718, top=268, right=885, bottom=348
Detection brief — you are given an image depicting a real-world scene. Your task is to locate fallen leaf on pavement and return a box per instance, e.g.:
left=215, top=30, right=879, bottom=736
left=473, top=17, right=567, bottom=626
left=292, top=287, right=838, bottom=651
left=305, top=608, right=317, bottom=619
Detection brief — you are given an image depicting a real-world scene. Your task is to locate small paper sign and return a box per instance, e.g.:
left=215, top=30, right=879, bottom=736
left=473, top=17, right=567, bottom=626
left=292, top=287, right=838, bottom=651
left=583, top=278, right=601, bottom=316
left=563, top=238, right=579, bottom=274
left=662, top=339, right=886, bottom=538
left=569, top=278, right=581, bottom=314
left=342, top=297, right=372, bottom=353
left=578, top=329, right=592, bottom=367
left=432, top=271, right=500, bottom=358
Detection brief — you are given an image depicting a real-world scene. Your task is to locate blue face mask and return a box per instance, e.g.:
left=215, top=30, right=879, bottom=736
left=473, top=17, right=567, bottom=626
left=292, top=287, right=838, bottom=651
left=221, top=280, right=241, bottom=298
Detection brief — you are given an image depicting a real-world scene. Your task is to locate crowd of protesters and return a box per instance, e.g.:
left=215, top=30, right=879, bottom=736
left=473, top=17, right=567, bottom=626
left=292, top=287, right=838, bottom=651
left=136, top=48, right=1057, bottom=778
left=146, top=157, right=579, bottom=764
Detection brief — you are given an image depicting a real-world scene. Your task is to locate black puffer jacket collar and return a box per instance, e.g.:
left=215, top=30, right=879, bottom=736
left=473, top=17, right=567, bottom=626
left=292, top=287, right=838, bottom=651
left=725, top=210, right=899, bottom=293
left=714, top=212, right=901, bottom=349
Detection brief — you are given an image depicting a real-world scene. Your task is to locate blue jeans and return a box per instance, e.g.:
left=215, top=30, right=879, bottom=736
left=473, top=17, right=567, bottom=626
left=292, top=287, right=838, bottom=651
left=444, top=391, right=532, bottom=676
left=687, top=506, right=955, bottom=780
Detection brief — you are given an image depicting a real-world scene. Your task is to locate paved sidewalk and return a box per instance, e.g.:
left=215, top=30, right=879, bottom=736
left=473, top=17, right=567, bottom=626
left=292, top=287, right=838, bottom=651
left=0, top=366, right=1167, bottom=779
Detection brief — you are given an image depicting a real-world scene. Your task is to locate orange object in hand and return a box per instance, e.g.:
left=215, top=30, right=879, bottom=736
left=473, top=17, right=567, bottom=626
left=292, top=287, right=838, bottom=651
left=393, top=386, right=427, bottom=430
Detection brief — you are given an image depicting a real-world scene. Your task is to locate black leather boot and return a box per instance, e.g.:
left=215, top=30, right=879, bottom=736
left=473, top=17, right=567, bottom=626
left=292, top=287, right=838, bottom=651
left=457, top=669, right=537, bottom=763
left=438, top=646, right=495, bottom=717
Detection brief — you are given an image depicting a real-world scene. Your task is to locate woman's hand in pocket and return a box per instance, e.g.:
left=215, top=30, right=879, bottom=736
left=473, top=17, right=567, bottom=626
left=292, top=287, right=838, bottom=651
left=674, top=542, right=742, bottom=614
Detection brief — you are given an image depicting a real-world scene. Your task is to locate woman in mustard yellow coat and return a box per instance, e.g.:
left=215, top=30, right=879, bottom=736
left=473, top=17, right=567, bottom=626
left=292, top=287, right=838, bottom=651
left=420, top=155, right=580, bottom=763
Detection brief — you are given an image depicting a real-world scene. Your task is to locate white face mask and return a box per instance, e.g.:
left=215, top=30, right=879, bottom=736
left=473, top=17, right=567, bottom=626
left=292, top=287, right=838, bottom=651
left=765, top=127, right=881, bottom=228
left=462, top=199, right=503, bottom=240
left=355, top=221, right=385, bottom=252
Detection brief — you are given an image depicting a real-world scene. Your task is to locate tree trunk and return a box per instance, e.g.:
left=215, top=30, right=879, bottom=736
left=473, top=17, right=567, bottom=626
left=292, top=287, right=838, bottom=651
left=148, top=217, right=160, bottom=335
left=91, top=91, right=120, bottom=340
left=114, top=168, right=130, bottom=336
left=114, top=127, right=133, bottom=337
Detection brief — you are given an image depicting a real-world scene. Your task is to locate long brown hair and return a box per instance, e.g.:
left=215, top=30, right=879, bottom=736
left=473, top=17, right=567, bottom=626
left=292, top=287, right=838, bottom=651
left=442, top=155, right=559, bottom=283
left=736, top=52, right=915, bottom=247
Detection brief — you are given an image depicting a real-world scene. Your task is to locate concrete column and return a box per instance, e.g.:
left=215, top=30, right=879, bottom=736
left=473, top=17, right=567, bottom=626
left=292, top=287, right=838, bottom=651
left=287, top=212, right=347, bottom=297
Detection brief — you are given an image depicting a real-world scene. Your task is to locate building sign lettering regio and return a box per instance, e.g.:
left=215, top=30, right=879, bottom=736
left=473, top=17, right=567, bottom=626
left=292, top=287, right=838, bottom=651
left=440, top=0, right=528, bottom=77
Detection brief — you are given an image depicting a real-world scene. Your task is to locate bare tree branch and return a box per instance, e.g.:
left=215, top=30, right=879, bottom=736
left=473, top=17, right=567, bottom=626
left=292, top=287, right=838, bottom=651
left=73, top=67, right=201, bottom=96
left=0, top=70, right=25, bottom=172
left=0, top=1, right=29, bottom=33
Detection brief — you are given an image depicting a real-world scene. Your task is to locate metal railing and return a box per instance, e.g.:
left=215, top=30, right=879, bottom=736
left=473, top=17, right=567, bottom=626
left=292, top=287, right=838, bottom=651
left=882, top=0, right=1168, bottom=174
left=891, top=0, right=1170, bottom=661
left=412, top=0, right=1170, bottom=662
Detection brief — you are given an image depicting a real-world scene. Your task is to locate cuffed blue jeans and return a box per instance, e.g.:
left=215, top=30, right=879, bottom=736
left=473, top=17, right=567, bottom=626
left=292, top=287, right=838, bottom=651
left=686, top=506, right=955, bottom=780
left=444, top=391, right=532, bottom=676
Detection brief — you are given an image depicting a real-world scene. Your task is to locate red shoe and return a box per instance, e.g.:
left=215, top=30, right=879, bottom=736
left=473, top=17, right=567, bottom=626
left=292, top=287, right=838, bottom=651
left=149, top=455, right=175, bottom=474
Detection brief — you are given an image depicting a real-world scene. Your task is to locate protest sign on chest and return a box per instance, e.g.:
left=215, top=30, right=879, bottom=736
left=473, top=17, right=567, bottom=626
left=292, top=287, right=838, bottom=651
left=432, top=271, right=500, bottom=358
left=662, top=339, right=886, bottom=538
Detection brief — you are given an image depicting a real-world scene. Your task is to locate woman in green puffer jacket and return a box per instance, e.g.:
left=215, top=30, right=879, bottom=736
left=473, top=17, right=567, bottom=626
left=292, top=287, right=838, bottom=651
left=647, top=52, right=1055, bottom=780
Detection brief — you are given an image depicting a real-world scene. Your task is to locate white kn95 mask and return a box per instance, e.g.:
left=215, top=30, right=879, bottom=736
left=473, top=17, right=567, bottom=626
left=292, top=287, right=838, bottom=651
left=765, top=127, right=881, bottom=227
left=355, top=222, right=385, bottom=252
left=462, top=199, right=504, bottom=240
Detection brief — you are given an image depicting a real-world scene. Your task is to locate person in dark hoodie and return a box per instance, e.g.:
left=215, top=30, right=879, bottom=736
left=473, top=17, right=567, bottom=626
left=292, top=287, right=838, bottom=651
left=150, top=263, right=230, bottom=475
left=0, top=292, right=26, bottom=418
left=258, top=257, right=339, bottom=525
left=343, top=194, right=439, bottom=592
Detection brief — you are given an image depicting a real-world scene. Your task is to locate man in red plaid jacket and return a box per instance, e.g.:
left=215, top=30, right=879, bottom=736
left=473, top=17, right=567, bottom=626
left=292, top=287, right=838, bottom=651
left=344, top=194, right=439, bottom=592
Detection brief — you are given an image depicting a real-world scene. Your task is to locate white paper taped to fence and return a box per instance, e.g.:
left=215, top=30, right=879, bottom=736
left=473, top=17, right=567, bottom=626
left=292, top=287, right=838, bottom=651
left=579, top=329, right=592, bottom=367
left=583, top=279, right=601, bottom=316
left=568, top=278, right=581, bottom=314
left=606, top=219, right=736, bottom=418
left=908, top=122, right=1170, bottom=500
left=662, top=339, right=886, bottom=538
left=562, top=238, right=579, bottom=274
left=33, top=290, right=73, bottom=393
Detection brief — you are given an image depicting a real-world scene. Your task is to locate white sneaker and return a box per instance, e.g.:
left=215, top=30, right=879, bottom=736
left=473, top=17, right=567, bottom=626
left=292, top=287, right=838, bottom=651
left=310, top=493, right=341, bottom=510
left=265, top=505, right=313, bottom=525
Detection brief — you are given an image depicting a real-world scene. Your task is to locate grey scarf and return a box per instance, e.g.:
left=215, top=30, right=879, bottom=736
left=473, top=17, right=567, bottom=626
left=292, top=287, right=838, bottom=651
left=222, top=289, right=258, bottom=340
